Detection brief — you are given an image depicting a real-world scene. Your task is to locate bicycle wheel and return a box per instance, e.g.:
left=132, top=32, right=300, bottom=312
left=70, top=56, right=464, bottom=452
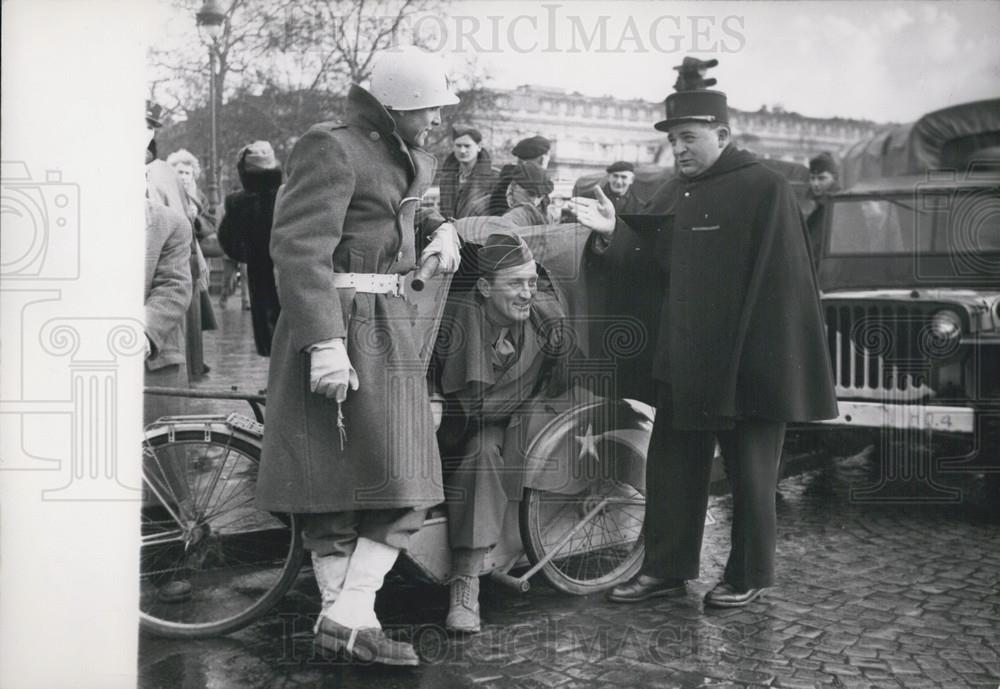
left=519, top=400, right=650, bottom=595
left=140, top=419, right=304, bottom=638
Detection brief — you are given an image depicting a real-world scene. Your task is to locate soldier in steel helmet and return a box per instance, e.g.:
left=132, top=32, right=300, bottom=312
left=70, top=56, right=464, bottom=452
left=256, top=46, right=462, bottom=666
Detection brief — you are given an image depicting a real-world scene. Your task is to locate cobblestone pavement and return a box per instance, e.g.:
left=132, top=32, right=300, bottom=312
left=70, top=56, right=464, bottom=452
left=140, top=304, right=1000, bottom=689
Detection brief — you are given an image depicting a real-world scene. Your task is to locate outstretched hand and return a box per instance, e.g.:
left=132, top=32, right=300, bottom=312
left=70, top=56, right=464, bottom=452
left=569, top=186, right=616, bottom=235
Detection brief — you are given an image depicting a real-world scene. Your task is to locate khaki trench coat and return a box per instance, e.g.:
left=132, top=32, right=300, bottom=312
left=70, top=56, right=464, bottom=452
left=256, top=85, right=448, bottom=513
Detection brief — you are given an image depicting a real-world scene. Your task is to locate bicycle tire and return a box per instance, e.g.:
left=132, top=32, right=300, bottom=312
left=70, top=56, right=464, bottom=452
left=519, top=484, right=645, bottom=595
left=139, top=425, right=304, bottom=638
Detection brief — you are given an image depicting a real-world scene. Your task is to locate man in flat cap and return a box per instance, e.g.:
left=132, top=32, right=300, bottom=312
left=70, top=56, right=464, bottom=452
left=575, top=87, right=837, bottom=609
left=431, top=232, right=572, bottom=633
left=602, top=161, right=646, bottom=215
left=439, top=125, right=499, bottom=219
left=805, top=152, right=840, bottom=270
left=256, top=46, right=462, bottom=666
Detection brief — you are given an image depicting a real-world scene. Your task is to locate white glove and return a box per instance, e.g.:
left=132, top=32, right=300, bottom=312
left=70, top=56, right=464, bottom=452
left=308, top=338, right=359, bottom=402
left=144, top=334, right=153, bottom=359
left=420, top=222, right=462, bottom=275
left=570, top=186, right=617, bottom=236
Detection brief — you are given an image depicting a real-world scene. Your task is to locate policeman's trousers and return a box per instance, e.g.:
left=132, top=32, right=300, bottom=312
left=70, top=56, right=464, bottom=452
left=642, top=384, right=786, bottom=590
left=302, top=508, right=426, bottom=557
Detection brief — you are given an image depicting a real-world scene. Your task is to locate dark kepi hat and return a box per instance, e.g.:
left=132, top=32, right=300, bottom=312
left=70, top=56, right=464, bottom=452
left=509, top=161, right=554, bottom=196
left=451, top=124, right=483, bottom=143
left=478, top=232, right=535, bottom=274
left=606, top=161, right=634, bottom=173
left=512, top=135, right=551, bottom=160
left=654, top=90, right=728, bottom=132
left=809, top=152, right=838, bottom=175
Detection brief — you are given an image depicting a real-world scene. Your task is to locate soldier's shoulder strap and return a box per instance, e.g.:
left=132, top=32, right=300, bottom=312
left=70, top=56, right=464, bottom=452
left=310, top=120, right=349, bottom=133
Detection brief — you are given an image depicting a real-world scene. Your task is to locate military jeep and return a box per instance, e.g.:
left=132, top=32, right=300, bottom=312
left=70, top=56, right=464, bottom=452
left=813, top=99, right=1000, bottom=497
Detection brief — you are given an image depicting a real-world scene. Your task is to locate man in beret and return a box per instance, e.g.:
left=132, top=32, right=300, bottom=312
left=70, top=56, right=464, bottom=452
left=501, top=161, right=554, bottom=226
left=602, top=161, right=646, bottom=215
left=487, top=135, right=553, bottom=215
left=511, top=135, right=551, bottom=168
left=574, top=88, right=837, bottom=609
left=805, top=152, right=840, bottom=270
left=431, top=232, right=572, bottom=633
left=439, top=125, right=499, bottom=219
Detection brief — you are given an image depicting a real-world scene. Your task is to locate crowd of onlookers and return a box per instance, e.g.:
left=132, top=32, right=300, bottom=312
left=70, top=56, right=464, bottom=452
left=143, top=97, right=840, bottom=395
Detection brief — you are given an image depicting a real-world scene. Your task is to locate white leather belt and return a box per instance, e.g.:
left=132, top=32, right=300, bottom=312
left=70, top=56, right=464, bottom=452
left=331, top=272, right=406, bottom=296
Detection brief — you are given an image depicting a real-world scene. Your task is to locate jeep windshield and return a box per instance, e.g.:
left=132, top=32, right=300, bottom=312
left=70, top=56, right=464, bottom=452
left=818, top=179, right=1000, bottom=290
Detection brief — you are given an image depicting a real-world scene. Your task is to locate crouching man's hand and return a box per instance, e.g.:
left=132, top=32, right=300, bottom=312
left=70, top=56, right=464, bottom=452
left=308, top=338, right=359, bottom=402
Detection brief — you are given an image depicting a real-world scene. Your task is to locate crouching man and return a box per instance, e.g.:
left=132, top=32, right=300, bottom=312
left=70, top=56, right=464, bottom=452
left=431, top=233, right=573, bottom=633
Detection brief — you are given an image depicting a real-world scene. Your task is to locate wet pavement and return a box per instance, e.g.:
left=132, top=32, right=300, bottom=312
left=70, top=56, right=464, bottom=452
left=140, top=301, right=1000, bottom=689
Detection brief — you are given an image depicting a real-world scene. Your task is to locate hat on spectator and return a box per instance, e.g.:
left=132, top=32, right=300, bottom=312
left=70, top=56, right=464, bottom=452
left=809, top=152, right=838, bottom=175
left=606, top=161, right=634, bottom=173
left=512, top=135, right=551, bottom=160
left=478, top=232, right=534, bottom=274
left=240, top=141, right=279, bottom=171
left=451, top=125, right=483, bottom=143
left=654, top=89, right=728, bottom=132
left=146, top=100, right=164, bottom=129
left=509, top=161, right=554, bottom=196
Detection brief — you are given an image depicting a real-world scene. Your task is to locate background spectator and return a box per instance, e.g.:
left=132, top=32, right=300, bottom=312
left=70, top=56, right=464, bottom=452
left=218, top=141, right=283, bottom=356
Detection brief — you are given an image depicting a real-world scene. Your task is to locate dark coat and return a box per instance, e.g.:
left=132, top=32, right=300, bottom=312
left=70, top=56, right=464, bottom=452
left=218, top=167, right=283, bottom=356
left=586, top=184, right=660, bottom=404
left=602, top=182, right=646, bottom=215
left=438, top=150, right=498, bottom=219
left=256, top=85, right=448, bottom=513
left=637, top=145, right=837, bottom=430
left=432, top=291, right=571, bottom=498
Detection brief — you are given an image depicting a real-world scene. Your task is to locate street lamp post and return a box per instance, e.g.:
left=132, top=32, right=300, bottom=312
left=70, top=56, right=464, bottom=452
left=196, top=0, right=225, bottom=210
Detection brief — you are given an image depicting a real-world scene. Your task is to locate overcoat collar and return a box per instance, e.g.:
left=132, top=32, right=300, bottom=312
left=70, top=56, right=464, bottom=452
left=681, top=144, right=757, bottom=183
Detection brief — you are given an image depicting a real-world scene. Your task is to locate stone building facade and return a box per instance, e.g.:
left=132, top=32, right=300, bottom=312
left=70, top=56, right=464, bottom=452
left=471, top=85, right=883, bottom=182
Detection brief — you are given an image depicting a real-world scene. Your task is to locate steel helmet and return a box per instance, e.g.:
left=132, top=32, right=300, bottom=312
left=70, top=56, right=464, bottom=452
left=369, top=46, right=460, bottom=111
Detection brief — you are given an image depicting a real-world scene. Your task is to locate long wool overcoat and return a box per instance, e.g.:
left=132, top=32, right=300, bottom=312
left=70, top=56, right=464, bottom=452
left=256, top=85, right=448, bottom=513
left=640, top=145, right=838, bottom=430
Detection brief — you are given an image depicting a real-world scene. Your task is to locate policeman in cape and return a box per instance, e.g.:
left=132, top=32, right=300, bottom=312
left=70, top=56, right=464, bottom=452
left=573, top=86, right=838, bottom=609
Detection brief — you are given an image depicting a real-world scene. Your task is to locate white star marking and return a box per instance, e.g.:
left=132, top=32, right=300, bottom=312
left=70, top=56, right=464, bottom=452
left=575, top=423, right=601, bottom=463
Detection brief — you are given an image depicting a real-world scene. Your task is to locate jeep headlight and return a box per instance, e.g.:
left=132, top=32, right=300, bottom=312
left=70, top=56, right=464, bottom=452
left=930, top=309, right=962, bottom=340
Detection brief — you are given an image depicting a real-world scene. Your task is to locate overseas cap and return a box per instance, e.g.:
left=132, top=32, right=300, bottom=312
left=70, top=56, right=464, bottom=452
left=478, top=232, right=535, bottom=274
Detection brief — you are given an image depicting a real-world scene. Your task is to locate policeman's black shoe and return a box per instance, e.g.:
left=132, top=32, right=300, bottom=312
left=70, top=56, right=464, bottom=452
left=607, top=574, right=686, bottom=603
left=704, top=582, right=766, bottom=608
left=314, top=618, right=419, bottom=666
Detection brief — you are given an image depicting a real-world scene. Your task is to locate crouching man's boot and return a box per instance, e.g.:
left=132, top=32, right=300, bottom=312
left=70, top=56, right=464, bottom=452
left=445, top=575, right=481, bottom=633
left=315, top=537, right=419, bottom=666
left=446, top=547, right=485, bottom=633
